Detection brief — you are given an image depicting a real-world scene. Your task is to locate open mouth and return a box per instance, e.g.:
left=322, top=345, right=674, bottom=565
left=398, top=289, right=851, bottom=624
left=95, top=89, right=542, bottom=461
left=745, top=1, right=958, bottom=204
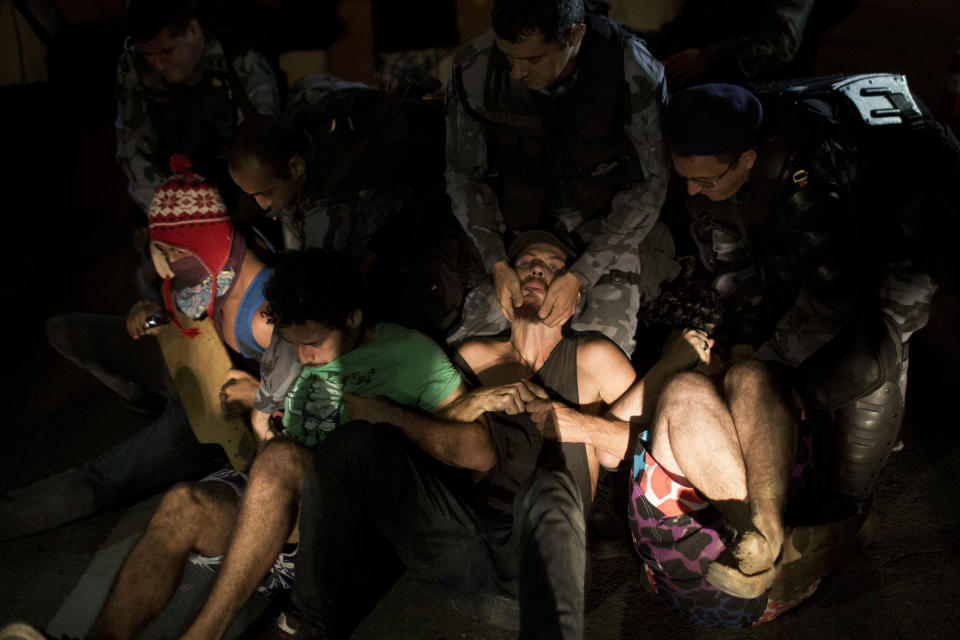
left=522, top=281, right=545, bottom=295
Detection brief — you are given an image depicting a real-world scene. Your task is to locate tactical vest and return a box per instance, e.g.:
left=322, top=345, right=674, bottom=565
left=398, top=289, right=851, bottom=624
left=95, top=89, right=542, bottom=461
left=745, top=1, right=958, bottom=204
left=459, top=14, right=643, bottom=229
left=136, top=44, right=256, bottom=180
left=687, top=73, right=958, bottom=348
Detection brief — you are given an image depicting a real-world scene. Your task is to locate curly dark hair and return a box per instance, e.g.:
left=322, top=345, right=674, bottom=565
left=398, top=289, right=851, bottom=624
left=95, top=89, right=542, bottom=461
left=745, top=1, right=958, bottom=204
left=126, top=0, right=197, bottom=42
left=641, top=279, right=726, bottom=334
left=492, top=0, right=585, bottom=46
left=263, top=249, right=365, bottom=331
left=228, top=115, right=312, bottom=180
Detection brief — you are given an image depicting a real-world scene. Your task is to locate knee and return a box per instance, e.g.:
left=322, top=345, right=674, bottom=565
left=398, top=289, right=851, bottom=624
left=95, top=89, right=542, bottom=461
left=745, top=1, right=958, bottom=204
left=516, top=469, right=584, bottom=526
left=153, top=482, right=216, bottom=527
left=660, top=371, right=715, bottom=408
left=723, top=358, right=777, bottom=397
left=249, top=438, right=313, bottom=488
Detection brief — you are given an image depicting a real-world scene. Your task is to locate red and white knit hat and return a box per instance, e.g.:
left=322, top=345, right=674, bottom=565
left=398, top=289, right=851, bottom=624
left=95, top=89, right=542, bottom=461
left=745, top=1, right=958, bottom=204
left=148, top=154, right=233, bottom=336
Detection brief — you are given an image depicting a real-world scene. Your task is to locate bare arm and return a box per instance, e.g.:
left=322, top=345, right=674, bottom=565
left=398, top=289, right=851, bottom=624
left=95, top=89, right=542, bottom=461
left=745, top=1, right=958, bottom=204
left=343, top=391, right=496, bottom=472
left=438, top=379, right=549, bottom=422
left=608, top=329, right=713, bottom=422
left=530, top=329, right=713, bottom=466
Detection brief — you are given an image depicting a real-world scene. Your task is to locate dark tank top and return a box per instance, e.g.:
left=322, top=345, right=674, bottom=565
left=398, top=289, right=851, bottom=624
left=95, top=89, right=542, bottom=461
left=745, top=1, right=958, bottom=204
left=452, top=332, right=593, bottom=521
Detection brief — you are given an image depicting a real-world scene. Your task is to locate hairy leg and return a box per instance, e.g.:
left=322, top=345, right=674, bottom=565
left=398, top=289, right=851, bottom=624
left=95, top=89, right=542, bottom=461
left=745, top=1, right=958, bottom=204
left=181, top=439, right=313, bottom=640
left=650, top=364, right=795, bottom=596
left=88, top=481, right=239, bottom=640
left=650, top=371, right=748, bottom=507
left=721, top=359, right=796, bottom=574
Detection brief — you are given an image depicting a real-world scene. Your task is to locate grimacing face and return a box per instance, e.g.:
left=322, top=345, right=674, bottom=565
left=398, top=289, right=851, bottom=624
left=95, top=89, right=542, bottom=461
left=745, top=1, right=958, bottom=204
left=495, top=25, right=585, bottom=91
left=136, top=19, right=205, bottom=85
left=671, top=150, right=757, bottom=202
left=513, top=241, right=568, bottom=303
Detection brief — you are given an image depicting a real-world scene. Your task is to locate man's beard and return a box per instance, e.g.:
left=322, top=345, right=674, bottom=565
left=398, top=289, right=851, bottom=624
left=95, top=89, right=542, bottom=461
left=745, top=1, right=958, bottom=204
left=515, top=299, right=542, bottom=322
left=515, top=277, right=547, bottom=323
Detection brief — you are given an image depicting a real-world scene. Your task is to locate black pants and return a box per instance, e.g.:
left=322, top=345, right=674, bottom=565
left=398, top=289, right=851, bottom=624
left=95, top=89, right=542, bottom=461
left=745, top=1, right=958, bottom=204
left=290, top=421, right=587, bottom=640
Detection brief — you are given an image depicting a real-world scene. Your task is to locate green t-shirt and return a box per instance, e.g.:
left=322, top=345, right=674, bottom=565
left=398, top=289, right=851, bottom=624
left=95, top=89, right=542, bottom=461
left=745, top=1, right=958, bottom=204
left=282, top=323, right=462, bottom=446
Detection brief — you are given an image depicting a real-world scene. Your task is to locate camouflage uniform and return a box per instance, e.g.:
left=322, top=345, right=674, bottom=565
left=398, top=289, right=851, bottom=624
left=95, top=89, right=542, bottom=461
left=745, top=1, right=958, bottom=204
left=643, top=0, right=817, bottom=83
left=677, top=126, right=941, bottom=501
left=444, top=21, right=669, bottom=355
left=116, top=32, right=281, bottom=211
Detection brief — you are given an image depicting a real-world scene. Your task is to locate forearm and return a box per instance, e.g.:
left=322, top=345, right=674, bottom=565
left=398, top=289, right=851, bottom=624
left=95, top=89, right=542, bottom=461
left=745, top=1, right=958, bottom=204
left=445, top=170, right=509, bottom=270
left=354, top=398, right=495, bottom=471
left=580, top=413, right=633, bottom=462
left=608, top=360, right=678, bottom=424
left=444, top=70, right=508, bottom=270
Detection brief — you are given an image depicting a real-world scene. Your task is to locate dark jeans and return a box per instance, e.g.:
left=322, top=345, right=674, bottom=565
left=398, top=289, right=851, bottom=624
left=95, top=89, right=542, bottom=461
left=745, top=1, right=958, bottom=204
left=0, top=313, right=227, bottom=540
left=291, top=421, right=586, bottom=640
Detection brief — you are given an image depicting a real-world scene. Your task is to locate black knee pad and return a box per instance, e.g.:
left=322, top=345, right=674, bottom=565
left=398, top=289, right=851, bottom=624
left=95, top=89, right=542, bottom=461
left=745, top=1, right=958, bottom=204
left=796, top=317, right=905, bottom=499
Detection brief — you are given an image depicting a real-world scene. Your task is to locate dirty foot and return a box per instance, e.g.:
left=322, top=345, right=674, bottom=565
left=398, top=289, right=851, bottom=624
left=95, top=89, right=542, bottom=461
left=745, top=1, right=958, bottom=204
left=705, top=526, right=783, bottom=599
left=706, top=552, right=781, bottom=599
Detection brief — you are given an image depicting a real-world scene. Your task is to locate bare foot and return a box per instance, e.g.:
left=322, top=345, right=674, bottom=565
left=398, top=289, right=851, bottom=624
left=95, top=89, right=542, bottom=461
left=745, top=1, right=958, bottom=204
left=733, top=529, right=780, bottom=576
left=706, top=525, right=783, bottom=599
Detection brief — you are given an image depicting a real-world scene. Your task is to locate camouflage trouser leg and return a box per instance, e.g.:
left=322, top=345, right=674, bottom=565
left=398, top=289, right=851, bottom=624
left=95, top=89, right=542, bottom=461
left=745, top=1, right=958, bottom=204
left=444, top=274, right=640, bottom=357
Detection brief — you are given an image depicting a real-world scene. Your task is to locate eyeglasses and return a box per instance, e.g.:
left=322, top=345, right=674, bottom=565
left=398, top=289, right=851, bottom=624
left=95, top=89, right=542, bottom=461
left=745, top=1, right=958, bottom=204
left=677, top=158, right=738, bottom=188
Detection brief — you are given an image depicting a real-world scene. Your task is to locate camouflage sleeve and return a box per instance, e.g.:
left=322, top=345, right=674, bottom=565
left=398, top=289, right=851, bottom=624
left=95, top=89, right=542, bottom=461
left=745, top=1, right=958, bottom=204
left=115, top=48, right=165, bottom=212
left=444, top=38, right=510, bottom=272
left=702, top=0, right=815, bottom=81
left=253, top=329, right=303, bottom=414
left=232, top=50, right=282, bottom=116
left=568, top=38, right=668, bottom=290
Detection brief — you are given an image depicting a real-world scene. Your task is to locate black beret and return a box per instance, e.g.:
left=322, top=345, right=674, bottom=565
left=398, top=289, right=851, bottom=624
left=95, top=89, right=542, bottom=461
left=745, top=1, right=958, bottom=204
left=508, top=230, right=575, bottom=261
left=662, top=83, right=763, bottom=156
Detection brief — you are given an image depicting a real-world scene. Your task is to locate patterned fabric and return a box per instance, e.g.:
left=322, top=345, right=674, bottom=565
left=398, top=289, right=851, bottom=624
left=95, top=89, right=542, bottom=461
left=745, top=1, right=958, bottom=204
left=281, top=323, right=463, bottom=447
left=187, top=468, right=298, bottom=595
left=175, top=270, right=235, bottom=319
left=627, top=440, right=818, bottom=627
left=147, top=157, right=232, bottom=280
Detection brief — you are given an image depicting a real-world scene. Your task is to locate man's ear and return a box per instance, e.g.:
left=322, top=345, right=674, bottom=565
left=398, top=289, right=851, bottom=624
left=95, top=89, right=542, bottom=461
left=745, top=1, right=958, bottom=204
left=741, top=148, right=758, bottom=169
left=289, top=154, right=306, bottom=180
left=346, top=309, right=363, bottom=330
left=568, top=23, right=587, bottom=49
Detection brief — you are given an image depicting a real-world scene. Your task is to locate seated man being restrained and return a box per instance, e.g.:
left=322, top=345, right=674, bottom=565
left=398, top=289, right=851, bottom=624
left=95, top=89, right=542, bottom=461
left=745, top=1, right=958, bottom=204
left=263, top=230, right=709, bottom=639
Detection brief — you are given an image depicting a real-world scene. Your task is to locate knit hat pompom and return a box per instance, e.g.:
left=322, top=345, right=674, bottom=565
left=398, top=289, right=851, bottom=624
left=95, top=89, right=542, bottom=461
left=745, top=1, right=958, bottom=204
left=168, top=152, right=194, bottom=175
